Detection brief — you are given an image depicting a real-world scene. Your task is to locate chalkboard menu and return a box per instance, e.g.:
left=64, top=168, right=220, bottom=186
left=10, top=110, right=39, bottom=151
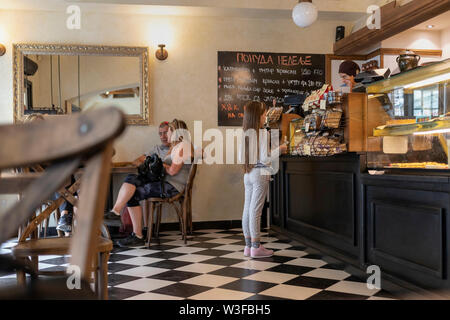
left=218, top=51, right=326, bottom=126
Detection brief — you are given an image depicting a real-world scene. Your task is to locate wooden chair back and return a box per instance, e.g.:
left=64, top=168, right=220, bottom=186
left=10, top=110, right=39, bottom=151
left=0, top=107, right=125, bottom=284
left=183, top=162, right=197, bottom=234
left=184, top=163, right=197, bottom=199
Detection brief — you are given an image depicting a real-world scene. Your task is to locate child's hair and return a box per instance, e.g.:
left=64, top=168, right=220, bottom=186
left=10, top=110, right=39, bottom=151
left=168, top=119, right=194, bottom=161
left=168, top=119, right=188, bottom=145
left=242, top=101, right=267, bottom=174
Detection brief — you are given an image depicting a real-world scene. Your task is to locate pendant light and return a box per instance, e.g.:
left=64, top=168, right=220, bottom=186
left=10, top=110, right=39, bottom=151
left=292, top=0, right=318, bottom=28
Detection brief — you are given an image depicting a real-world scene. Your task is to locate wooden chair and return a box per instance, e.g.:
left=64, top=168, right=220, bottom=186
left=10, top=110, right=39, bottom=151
left=0, top=107, right=125, bottom=299
left=23, top=167, right=74, bottom=239
left=15, top=166, right=73, bottom=239
left=39, top=201, right=62, bottom=238
left=145, top=163, right=197, bottom=246
left=12, top=173, right=110, bottom=293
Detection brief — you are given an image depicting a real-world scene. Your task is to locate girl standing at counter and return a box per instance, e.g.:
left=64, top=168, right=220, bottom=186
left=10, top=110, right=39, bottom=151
left=239, top=101, right=287, bottom=258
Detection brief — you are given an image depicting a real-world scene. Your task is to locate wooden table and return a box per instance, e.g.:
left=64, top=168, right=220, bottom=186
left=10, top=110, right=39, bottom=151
left=108, top=164, right=137, bottom=211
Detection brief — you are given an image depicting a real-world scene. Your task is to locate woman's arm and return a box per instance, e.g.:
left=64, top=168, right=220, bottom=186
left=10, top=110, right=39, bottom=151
left=163, top=162, right=183, bottom=176
left=259, top=132, right=288, bottom=165
left=163, top=142, right=191, bottom=176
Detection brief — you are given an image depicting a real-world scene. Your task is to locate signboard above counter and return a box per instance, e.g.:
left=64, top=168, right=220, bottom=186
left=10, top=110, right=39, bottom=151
left=217, top=51, right=326, bottom=126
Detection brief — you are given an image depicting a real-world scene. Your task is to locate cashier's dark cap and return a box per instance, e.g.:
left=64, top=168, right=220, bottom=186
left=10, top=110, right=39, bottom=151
left=339, top=60, right=361, bottom=77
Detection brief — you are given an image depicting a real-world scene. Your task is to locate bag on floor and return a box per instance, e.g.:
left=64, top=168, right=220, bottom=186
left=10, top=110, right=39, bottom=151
left=119, top=207, right=133, bottom=235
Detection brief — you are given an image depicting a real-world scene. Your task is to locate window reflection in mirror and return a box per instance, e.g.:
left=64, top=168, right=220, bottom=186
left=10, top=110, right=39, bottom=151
left=23, top=54, right=141, bottom=116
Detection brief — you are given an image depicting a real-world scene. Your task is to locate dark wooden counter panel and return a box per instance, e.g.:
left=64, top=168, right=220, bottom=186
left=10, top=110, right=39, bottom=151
left=270, top=153, right=364, bottom=265
left=361, top=173, right=450, bottom=296
left=270, top=154, right=450, bottom=297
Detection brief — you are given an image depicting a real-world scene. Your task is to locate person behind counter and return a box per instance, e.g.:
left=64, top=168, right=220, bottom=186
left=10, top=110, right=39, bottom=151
left=239, top=101, right=288, bottom=259
left=338, top=60, right=361, bottom=92
left=106, top=119, right=194, bottom=247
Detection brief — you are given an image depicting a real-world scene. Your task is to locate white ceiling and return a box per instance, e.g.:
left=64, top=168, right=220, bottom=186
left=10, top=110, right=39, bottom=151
left=412, top=11, right=450, bottom=31
left=0, top=0, right=380, bottom=21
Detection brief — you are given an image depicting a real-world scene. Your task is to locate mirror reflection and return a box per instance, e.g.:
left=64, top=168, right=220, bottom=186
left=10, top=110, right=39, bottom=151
left=23, top=54, right=141, bottom=116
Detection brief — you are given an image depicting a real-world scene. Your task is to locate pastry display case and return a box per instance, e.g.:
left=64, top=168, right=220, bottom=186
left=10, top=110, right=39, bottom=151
left=366, top=59, right=450, bottom=171
left=288, top=85, right=347, bottom=157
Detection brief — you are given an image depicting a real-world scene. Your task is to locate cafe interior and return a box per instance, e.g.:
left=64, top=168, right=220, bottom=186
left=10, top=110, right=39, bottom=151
left=0, top=0, right=450, bottom=301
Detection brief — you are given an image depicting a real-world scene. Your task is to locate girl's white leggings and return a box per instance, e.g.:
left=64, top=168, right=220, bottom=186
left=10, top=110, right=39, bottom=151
left=242, top=168, right=270, bottom=240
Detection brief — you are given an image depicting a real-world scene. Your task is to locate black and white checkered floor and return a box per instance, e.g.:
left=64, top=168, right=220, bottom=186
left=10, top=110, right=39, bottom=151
left=0, top=228, right=398, bottom=300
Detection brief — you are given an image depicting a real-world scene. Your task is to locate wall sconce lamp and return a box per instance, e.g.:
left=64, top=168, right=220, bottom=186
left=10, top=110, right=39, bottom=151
left=155, top=44, right=168, bottom=61
left=0, top=44, right=5, bottom=56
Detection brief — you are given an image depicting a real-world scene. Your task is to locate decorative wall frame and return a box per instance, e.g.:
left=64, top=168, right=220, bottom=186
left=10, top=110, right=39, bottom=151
left=13, top=43, right=150, bottom=125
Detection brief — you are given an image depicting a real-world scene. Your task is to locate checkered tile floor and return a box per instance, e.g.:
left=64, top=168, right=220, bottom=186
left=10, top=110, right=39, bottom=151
left=0, top=229, right=398, bottom=300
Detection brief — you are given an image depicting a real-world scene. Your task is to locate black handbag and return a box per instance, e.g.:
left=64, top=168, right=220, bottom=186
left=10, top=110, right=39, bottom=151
left=137, top=154, right=166, bottom=197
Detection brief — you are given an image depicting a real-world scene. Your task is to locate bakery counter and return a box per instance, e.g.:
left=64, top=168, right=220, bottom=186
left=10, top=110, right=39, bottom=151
left=270, top=153, right=365, bottom=266
left=361, top=172, right=450, bottom=297
left=270, top=154, right=450, bottom=297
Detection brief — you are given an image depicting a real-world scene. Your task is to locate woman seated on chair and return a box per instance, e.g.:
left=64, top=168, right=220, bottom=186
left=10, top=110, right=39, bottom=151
left=105, top=119, right=194, bottom=247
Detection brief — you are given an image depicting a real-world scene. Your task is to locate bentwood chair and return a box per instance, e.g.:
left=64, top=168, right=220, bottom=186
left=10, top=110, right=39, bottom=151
left=0, top=107, right=125, bottom=299
left=12, top=169, right=111, bottom=297
left=17, top=165, right=74, bottom=239
left=145, top=163, right=197, bottom=246
left=13, top=169, right=61, bottom=240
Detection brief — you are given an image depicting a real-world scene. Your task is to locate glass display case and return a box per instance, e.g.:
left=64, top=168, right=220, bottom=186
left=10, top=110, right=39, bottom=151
left=366, top=59, right=450, bottom=170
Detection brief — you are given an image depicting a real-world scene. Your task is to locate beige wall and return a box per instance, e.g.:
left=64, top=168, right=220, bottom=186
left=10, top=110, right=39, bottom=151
left=442, top=28, right=450, bottom=60
left=381, top=29, right=447, bottom=74
left=0, top=9, right=350, bottom=222
left=382, top=29, right=442, bottom=50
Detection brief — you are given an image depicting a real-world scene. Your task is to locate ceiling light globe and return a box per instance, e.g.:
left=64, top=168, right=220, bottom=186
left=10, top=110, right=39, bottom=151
left=292, top=2, right=318, bottom=28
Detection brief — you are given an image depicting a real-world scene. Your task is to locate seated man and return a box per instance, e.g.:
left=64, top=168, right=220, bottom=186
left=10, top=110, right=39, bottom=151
left=132, top=121, right=170, bottom=167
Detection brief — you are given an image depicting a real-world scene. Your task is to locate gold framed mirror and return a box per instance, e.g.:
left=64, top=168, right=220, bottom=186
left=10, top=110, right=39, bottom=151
left=13, top=43, right=150, bottom=125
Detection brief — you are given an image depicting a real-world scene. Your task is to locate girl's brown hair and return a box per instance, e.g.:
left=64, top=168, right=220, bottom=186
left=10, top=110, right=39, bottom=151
left=242, top=101, right=267, bottom=174
left=168, top=118, right=194, bottom=161
left=168, top=118, right=188, bottom=144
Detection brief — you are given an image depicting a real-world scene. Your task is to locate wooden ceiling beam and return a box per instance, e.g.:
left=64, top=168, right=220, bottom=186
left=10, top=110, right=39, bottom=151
left=333, top=0, right=450, bottom=55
